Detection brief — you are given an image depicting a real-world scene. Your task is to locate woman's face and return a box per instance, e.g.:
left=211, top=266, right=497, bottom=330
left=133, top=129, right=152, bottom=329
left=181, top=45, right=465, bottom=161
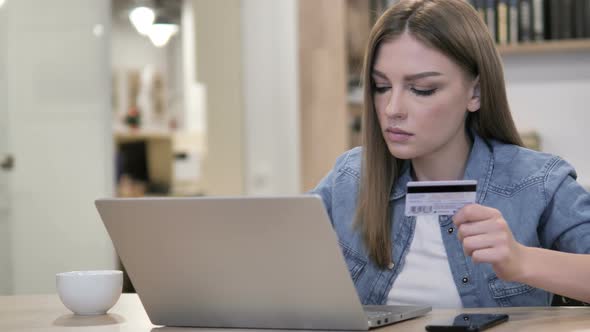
left=372, top=32, right=480, bottom=161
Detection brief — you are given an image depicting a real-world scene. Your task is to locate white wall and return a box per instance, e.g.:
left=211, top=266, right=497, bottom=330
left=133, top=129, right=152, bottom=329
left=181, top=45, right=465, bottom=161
left=3, top=0, right=115, bottom=294
left=504, top=52, right=590, bottom=187
left=241, top=0, right=301, bottom=195
left=111, top=14, right=184, bottom=127
left=165, top=27, right=185, bottom=129
left=111, top=16, right=166, bottom=122
left=181, top=0, right=205, bottom=133
left=0, top=2, right=13, bottom=295
left=111, top=18, right=167, bottom=70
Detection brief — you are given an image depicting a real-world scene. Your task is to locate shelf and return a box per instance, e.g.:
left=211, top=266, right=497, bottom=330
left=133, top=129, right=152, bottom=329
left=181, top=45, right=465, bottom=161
left=114, top=129, right=172, bottom=142
left=498, top=39, right=590, bottom=55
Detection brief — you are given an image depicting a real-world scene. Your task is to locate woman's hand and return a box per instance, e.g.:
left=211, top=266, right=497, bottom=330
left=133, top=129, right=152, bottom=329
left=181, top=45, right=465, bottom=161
left=453, top=204, right=528, bottom=282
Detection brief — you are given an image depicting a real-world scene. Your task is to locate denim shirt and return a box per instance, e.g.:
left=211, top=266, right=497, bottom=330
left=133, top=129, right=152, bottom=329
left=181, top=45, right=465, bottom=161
left=311, top=133, right=590, bottom=307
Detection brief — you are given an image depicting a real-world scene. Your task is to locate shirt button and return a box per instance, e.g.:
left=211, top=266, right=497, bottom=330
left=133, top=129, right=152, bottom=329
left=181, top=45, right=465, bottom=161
left=388, top=262, right=395, bottom=270
left=462, top=277, right=469, bottom=284
left=448, top=227, right=454, bottom=234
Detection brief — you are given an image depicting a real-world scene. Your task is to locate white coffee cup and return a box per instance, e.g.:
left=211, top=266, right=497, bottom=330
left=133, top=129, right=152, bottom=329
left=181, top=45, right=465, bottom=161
left=56, top=270, right=123, bottom=315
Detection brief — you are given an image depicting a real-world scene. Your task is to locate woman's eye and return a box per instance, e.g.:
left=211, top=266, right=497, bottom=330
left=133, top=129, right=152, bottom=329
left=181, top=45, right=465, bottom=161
left=374, top=86, right=391, bottom=94
left=411, top=87, right=437, bottom=96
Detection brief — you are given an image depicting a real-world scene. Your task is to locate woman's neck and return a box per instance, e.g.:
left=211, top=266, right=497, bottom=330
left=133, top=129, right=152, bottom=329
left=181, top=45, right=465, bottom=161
left=411, top=131, right=472, bottom=182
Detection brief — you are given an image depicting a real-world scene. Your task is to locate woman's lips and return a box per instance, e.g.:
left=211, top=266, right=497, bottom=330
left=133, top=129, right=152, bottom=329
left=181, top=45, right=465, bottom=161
left=385, top=128, right=414, bottom=143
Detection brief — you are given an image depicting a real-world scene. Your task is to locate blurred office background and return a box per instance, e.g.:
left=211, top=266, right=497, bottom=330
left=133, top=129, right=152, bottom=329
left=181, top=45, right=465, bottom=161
left=1, top=0, right=589, bottom=295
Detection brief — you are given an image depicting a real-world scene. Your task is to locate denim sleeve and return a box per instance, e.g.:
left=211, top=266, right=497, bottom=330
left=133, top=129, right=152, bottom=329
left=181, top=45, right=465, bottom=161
left=539, top=158, right=590, bottom=253
left=308, top=150, right=355, bottom=226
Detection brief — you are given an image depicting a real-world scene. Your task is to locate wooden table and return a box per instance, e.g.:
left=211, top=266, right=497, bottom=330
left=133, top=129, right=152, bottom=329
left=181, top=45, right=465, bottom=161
left=1, top=294, right=590, bottom=331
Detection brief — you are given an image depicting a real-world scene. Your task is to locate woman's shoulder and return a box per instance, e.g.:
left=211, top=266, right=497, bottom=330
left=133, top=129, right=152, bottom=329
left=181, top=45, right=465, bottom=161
left=491, top=139, right=560, bottom=166
left=331, top=146, right=363, bottom=179
left=489, top=139, right=576, bottom=187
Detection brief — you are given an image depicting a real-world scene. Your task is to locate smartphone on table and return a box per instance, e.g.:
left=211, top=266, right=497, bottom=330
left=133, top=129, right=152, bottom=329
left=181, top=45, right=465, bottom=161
left=425, top=313, right=509, bottom=332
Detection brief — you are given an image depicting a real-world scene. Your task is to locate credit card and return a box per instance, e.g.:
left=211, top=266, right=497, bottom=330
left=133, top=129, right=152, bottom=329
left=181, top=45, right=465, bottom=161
left=405, top=180, right=477, bottom=216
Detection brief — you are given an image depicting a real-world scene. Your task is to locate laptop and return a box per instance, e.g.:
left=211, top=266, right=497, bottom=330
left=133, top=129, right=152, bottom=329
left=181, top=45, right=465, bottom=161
left=95, top=195, right=431, bottom=330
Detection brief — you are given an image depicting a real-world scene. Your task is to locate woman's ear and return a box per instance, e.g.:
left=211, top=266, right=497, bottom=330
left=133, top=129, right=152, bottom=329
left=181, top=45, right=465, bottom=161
left=467, top=77, right=480, bottom=113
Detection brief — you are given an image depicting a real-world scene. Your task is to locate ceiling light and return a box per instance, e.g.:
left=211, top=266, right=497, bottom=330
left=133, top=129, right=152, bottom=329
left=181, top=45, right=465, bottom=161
left=129, top=6, right=155, bottom=36
left=148, top=16, right=178, bottom=47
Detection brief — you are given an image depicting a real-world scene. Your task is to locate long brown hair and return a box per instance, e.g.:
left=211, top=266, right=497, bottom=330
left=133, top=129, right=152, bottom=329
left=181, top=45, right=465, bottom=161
left=355, top=0, right=523, bottom=269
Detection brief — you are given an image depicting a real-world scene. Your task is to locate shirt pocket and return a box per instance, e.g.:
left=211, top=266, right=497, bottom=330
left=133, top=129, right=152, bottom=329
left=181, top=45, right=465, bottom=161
left=339, top=241, right=367, bottom=282
left=488, top=275, right=536, bottom=307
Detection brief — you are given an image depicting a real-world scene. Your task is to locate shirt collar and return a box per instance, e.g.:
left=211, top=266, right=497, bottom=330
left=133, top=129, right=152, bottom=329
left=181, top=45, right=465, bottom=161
left=390, top=131, right=493, bottom=201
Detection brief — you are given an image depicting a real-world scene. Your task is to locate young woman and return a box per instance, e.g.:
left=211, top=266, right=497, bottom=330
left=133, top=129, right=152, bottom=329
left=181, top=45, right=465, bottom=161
left=312, top=0, right=590, bottom=308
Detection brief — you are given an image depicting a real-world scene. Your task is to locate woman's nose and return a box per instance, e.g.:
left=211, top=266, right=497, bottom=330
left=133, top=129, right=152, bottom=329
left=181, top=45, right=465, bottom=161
left=385, top=90, right=407, bottom=120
